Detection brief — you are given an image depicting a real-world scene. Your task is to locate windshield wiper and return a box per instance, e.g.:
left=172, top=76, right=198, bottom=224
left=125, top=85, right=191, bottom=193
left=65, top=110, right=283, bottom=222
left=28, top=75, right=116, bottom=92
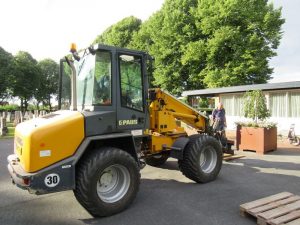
left=77, top=49, right=89, bottom=75
left=78, top=58, right=86, bottom=75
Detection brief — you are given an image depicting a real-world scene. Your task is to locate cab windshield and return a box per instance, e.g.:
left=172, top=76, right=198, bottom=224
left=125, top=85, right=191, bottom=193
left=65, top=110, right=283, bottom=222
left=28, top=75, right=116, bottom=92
left=60, top=51, right=112, bottom=110
left=75, top=53, right=95, bottom=108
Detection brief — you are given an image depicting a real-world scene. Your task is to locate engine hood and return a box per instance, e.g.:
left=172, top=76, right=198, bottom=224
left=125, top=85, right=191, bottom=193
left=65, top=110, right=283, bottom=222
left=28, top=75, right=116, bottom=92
left=14, top=110, right=85, bottom=172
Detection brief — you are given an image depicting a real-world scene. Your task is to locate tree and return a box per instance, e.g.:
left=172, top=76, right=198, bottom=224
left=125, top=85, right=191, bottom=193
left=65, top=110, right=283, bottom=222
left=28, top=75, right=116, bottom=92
left=132, top=0, right=200, bottom=95
left=130, top=0, right=284, bottom=94
left=0, top=47, right=14, bottom=102
left=243, top=90, right=270, bottom=123
left=60, top=61, right=72, bottom=109
left=12, top=51, right=40, bottom=111
left=36, top=59, right=59, bottom=111
left=94, top=16, right=142, bottom=48
left=129, top=11, right=163, bottom=52
left=194, top=0, right=285, bottom=88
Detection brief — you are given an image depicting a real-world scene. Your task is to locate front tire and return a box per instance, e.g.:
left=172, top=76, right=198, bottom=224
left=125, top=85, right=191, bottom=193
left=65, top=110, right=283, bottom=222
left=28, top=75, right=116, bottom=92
left=74, top=147, right=140, bottom=217
left=178, top=134, right=222, bottom=183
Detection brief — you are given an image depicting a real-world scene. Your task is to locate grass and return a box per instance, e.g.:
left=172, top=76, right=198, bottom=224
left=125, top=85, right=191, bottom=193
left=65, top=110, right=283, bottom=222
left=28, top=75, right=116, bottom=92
left=0, top=135, right=14, bottom=139
left=0, top=121, right=15, bottom=139
left=7, top=127, right=15, bottom=135
left=6, top=122, right=14, bottom=127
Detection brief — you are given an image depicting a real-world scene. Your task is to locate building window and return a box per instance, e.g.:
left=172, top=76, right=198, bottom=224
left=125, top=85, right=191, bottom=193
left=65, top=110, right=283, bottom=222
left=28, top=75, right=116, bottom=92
left=220, top=94, right=244, bottom=116
left=220, top=95, right=234, bottom=116
left=289, top=92, right=300, bottom=117
left=269, top=93, right=287, bottom=117
left=234, top=94, right=244, bottom=116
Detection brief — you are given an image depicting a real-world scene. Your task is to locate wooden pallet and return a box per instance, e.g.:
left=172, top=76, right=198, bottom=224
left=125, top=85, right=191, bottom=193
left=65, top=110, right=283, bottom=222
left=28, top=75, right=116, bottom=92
left=223, top=153, right=245, bottom=161
left=240, top=192, right=300, bottom=225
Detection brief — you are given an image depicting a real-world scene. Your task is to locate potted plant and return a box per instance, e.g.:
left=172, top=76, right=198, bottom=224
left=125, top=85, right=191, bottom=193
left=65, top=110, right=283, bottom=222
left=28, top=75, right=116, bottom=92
left=236, top=90, right=277, bottom=154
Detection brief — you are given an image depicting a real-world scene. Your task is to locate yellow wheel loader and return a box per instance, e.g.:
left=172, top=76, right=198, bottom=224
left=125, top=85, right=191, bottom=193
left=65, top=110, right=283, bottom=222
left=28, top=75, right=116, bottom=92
left=8, top=44, right=228, bottom=217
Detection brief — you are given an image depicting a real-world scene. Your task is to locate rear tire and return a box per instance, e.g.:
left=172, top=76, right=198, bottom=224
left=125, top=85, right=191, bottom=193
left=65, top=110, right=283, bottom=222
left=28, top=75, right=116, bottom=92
left=145, top=153, right=169, bottom=167
left=178, top=134, right=222, bottom=183
left=292, top=137, right=300, bottom=146
left=74, top=147, right=140, bottom=217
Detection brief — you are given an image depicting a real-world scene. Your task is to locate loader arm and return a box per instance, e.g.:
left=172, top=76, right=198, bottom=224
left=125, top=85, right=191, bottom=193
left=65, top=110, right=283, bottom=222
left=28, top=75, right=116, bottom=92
left=146, top=88, right=208, bottom=155
left=148, top=88, right=207, bottom=134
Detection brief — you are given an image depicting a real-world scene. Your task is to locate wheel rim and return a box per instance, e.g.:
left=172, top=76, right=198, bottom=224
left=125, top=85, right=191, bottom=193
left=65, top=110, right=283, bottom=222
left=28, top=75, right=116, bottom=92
left=199, top=146, right=217, bottom=173
left=97, top=164, right=130, bottom=203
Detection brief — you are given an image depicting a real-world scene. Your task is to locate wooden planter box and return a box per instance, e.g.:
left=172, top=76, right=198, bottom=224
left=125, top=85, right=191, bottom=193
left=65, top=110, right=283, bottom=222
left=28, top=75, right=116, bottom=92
left=236, top=125, right=277, bottom=154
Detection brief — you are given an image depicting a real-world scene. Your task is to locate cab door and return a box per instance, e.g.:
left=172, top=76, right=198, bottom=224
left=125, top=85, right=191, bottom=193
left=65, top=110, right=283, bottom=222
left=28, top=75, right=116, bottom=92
left=116, top=52, right=147, bottom=132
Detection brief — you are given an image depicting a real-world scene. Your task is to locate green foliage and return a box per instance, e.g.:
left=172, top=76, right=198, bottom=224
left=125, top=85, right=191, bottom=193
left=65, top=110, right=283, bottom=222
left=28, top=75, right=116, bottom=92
left=93, top=16, right=142, bottom=48
left=179, top=96, right=188, bottom=104
left=132, top=0, right=200, bottom=95
left=36, top=59, right=59, bottom=110
left=12, top=51, right=40, bottom=110
left=120, top=57, right=142, bottom=91
left=27, top=104, right=50, bottom=111
left=0, top=47, right=58, bottom=110
left=119, top=55, right=143, bottom=111
left=199, top=98, right=209, bottom=108
left=61, top=61, right=72, bottom=108
left=0, top=47, right=14, bottom=101
left=0, top=104, right=19, bottom=112
left=95, top=52, right=111, bottom=80
left=196, top=0, right=284, bottom=88
left=243, top=90, right=270, bottom=122
left=235, top=121, right=277, bottom=129
left=129, top=0, right=284, bottom=94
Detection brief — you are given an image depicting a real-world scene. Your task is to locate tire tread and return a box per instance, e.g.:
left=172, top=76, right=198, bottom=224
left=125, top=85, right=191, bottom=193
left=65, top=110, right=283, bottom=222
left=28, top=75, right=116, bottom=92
left=74, top=147, right=140, bottom=217
left=178, top=134, right=222, bottom=183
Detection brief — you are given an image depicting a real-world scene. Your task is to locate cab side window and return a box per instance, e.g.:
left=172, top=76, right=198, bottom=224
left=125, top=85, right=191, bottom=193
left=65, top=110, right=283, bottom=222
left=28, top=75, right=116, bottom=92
left=119, top=54, right=144, bottom=111
left=93, top=51, right=112, bottom=105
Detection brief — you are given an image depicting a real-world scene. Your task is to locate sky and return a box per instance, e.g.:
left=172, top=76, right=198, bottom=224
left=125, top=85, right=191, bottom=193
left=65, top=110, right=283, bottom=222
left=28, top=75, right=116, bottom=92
left=269, top=0, right=300, bottom=82
left=0, top=0, right=299, bottom=83
left=0, top=0, right=164, bottom=60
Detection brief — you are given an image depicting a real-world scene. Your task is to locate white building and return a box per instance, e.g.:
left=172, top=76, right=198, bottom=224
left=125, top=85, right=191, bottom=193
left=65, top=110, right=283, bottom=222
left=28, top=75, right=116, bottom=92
left=183, top=81, right=300, bottom=135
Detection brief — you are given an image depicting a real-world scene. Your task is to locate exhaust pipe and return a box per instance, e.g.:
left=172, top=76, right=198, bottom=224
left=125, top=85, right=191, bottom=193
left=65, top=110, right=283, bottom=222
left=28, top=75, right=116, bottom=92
left=65, top=56, right=77, bottom=111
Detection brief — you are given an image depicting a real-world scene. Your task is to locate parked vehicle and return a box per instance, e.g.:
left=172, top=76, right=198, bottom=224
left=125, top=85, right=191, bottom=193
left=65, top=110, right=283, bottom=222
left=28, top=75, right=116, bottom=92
left=288, top=124, right=300, bottom=146
left=8, top=44, right=226, bottom=217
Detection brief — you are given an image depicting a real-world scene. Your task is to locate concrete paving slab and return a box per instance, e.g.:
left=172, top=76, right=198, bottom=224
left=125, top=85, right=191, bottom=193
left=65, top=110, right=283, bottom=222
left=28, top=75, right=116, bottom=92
left=0, top=138, right=300, bottom=225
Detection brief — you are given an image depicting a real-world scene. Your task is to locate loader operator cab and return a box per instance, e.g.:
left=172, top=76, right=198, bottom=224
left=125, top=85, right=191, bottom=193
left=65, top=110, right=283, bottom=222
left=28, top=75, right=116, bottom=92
left=59, top=44, right=149, bottom=134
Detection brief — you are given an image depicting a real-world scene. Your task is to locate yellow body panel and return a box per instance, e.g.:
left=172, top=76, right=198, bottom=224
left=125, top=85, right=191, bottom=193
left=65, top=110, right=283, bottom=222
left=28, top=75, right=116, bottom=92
left=148, top=88, right=207, bottom=154
left=151, top=135, right=173, bottom=153
left=14, top=111, right=84, bottom=173
left=150, top=135, right=182, bottom=153
left=149, top=89, right=206, bottom=133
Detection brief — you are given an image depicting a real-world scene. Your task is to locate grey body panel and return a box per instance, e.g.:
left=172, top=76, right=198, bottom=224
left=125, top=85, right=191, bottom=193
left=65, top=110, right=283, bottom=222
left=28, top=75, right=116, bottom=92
left=82, top=111, right=117, bottom=136
left=72, top=133, right=137, bottom=164
left=8, top=154, right=75, bottom=195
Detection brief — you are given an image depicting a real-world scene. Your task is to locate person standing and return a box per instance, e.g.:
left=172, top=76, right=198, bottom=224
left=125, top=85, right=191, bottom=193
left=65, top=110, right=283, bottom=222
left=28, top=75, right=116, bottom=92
left=212, top=102, right=226, bottom=131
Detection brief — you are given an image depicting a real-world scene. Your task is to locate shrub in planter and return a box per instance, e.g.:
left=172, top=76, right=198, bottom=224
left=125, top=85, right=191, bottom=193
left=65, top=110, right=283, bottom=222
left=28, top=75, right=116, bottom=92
left=236, top=90, right=277, bottom=154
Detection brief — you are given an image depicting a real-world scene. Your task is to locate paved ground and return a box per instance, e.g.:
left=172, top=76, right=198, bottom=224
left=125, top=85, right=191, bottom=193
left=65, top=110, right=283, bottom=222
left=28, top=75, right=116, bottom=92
left=1, top=138, right=300, bottom=225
